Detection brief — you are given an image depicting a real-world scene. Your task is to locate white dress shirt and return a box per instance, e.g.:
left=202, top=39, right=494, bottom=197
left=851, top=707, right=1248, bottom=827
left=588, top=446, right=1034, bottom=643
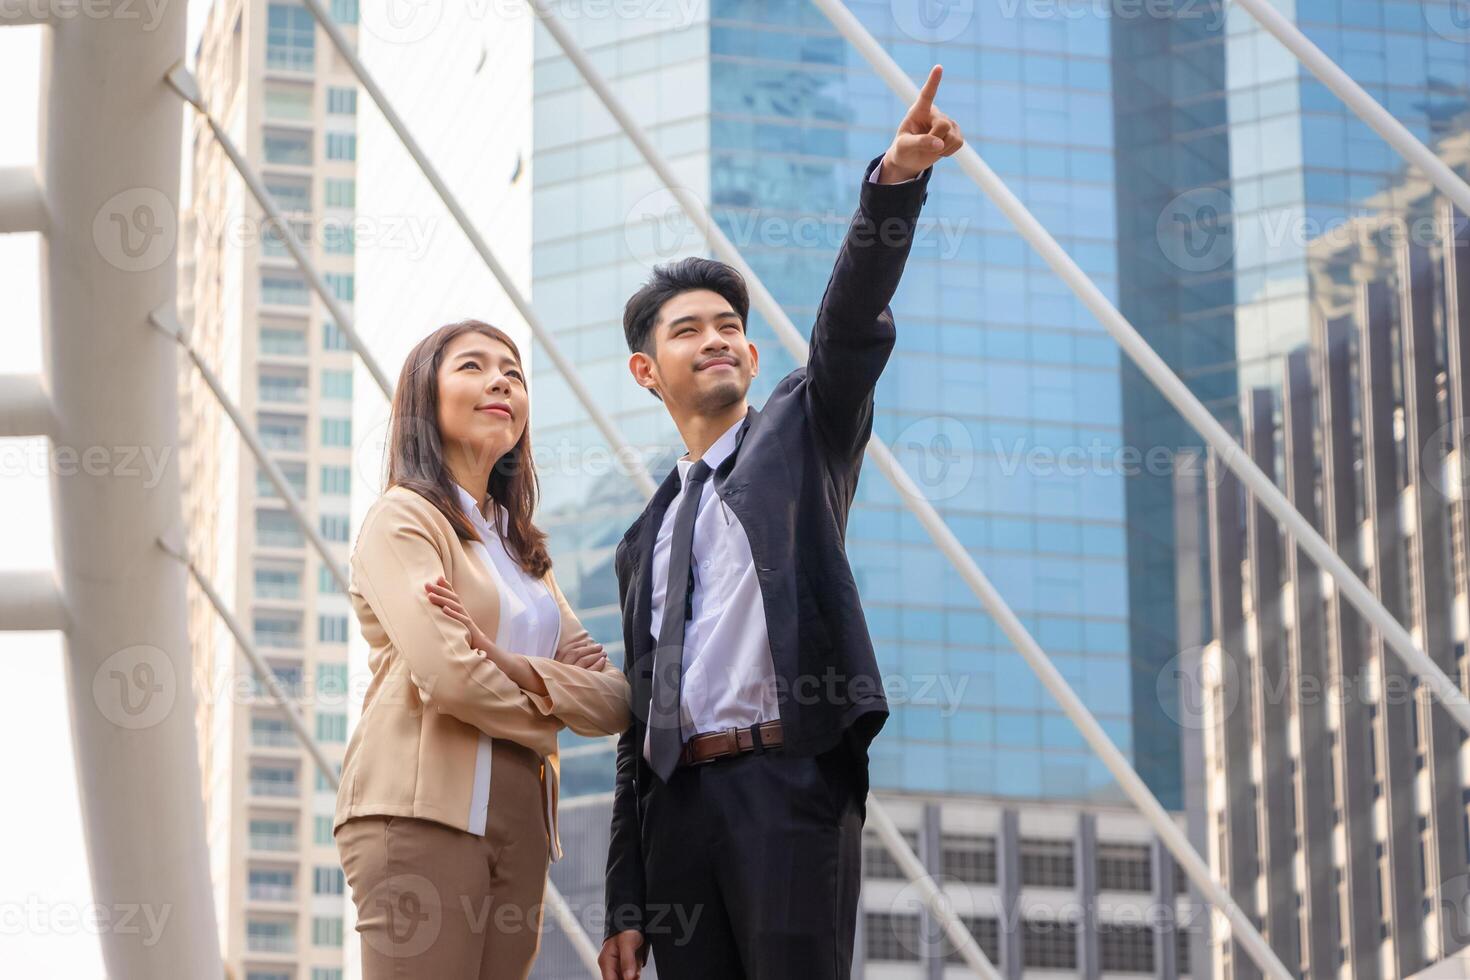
left=453, top=483, right=562, bottom=854
left=644, top=416, right=780, bottom=764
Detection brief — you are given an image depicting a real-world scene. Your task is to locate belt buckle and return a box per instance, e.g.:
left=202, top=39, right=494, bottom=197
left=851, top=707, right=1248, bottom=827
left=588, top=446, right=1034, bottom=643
left=694, top=727, right=739, bottom=765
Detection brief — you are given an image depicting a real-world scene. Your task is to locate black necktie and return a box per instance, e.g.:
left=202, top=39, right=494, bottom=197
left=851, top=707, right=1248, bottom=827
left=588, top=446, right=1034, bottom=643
left=648, top=458, right=713, bottom=782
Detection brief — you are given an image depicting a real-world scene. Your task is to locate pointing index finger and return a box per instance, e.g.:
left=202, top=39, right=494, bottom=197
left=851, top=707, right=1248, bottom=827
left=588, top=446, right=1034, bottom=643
left=915, top=64, right=942, bottom=112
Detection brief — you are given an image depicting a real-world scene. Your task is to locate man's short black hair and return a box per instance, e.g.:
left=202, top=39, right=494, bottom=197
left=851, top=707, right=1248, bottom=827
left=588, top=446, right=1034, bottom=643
left=622, top=257, right=750, bottom=356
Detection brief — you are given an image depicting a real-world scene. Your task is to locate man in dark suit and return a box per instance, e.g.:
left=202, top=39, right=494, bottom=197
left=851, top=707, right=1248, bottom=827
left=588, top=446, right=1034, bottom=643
left=598, top=65, right=963, bottom=980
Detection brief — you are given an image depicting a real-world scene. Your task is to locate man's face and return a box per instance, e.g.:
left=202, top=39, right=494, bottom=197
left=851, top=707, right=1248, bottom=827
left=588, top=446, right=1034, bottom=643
left=631, top=289, right=759, bottom=415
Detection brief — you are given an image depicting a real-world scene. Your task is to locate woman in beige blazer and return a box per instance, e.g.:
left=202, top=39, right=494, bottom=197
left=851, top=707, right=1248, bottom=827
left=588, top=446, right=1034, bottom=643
left=335, top=319, right=631, bottom=979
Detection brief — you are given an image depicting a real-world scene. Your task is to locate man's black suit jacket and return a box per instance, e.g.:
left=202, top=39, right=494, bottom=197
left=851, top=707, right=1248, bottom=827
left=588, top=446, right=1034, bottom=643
left=604, top=153, right=933, bottom=939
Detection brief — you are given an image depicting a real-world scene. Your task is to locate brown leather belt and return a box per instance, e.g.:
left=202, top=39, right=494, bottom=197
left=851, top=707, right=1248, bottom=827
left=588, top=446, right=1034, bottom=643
left=678, top=720, right=783, bottom=767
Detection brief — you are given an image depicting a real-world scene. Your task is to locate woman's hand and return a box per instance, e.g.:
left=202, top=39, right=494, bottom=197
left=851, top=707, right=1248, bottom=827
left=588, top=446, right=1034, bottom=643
left=556, top=629, right=607, bottom=671
left=425, top=576, right=496, bottom=655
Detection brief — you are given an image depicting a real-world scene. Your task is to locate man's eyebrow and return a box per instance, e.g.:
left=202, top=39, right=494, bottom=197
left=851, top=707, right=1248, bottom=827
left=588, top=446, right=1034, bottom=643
left=665, top=311, right=742, bottom=328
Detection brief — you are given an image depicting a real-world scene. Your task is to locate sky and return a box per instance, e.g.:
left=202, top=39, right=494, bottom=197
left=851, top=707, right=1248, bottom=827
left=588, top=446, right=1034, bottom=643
left=0, top=10, right=209, bottom=976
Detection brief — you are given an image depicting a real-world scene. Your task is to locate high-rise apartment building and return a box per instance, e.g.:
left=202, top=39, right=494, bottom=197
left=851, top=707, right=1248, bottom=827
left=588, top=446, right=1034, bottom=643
left=181, top=1, right=364, bottom=977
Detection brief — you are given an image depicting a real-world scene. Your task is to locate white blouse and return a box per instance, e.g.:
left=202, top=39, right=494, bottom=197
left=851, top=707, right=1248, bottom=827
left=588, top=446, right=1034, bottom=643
left=453, top=483, right=563, bottom=857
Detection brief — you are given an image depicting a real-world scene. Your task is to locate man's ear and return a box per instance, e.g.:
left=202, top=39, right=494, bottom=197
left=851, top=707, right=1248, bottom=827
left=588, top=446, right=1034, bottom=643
left=628, top=351, right=660, bottom=397
left=747, top=339, right=758, bottom=379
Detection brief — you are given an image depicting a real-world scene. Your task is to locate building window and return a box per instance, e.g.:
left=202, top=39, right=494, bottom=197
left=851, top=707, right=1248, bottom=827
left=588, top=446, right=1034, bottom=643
left=1097, top=842, right=1152, bottom=893
left=326, top=132, right=357, bottom=161
left=248, top=972, right=292, bottom=980
left=316, top=711, right=348, bottom=742
left=944, top=916, right=1000, bottom=964
left=257, top=510, right=305, bottom=549
left=327, top=86, right=357, bottom=114
left=862, top=830, right=918, bottom=880
left=266, top=3, right=314, bottom=71
left=864, top=911, right=920, bottom=961
left=324, top=223, right=354, bottom=255
left=322, top=369, right=353, bottom=400
left=941, top=833, right=997, bottom=884
left=248, top=867, right=295, bottom=902
left=259, top=413, right=306, bottom=451
left=248, top=818, right=296, bottom=852
left=330, top=0, right=358, bottom=23
left=315, top=815, right=335, bottom=846
left=319, top=565, right=344, bottom=594
left=321, top=464, right=351, bottom=496
left=313, top=865, right=346, bottom=895
left=1020, top=837, right=1075, bottom=888
left=253, top=613, right=302, bottom=649
left=311, top=970, right=344, bottom=980
left=323, top=320, right=350, bottom=350
left=312, top=916, right=344, bottom=947
left=263, top=127, right=312, bottom=166
left=318, top=611, right=349, bottom=642
left=264, top=82, right=312, bottom=121
left=261, top=272, right=308, bottom=307
left=315, top=763, right=342, bottom=792
left=254, top=566, right=302, bottom=600
left=246, top=917, right=295, bottom=953
left=1099, top=923, right=1155, bottom=973
left=259, top=369, right=308, bottom=405
left=319, top=515, right=350, bottom=544
left=250, top=714, right=294, bottom=749
left=260, top=325, right=307, bottom=356
left=249, top=765, right=299, bottom=799
left=325, top=272, right=354, bottom=301
left=264, top=175, right=311, bottom=211
left=321, top=417, right=352, bottom=447
left=318, top=662, right=349, bottom=697
left=325, top=177, right=355, bottom=208
left=1022, top=918, right=1077, bottom=969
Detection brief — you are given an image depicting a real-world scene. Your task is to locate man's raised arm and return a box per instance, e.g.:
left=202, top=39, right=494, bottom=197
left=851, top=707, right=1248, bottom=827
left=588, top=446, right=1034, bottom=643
left=805, top=64, right=964, bottom=458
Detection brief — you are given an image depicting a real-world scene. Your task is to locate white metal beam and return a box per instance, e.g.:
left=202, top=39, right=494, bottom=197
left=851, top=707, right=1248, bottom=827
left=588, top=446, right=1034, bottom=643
left=0, top=372, right=56, bottom=438
left=0, top=166, right=47, bottom=233
left=39, top=6, right=222, bottom=976
left=0, top=570, right=68, bottom=632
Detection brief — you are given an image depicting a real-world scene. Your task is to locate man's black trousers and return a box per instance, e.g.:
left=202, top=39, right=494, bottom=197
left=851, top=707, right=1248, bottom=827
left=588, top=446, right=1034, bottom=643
left=639, top=744, right=864, bottom=979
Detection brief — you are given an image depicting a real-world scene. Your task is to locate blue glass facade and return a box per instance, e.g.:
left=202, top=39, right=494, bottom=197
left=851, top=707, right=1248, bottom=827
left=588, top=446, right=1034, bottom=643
left=703, top=0, right=1133, bottom=802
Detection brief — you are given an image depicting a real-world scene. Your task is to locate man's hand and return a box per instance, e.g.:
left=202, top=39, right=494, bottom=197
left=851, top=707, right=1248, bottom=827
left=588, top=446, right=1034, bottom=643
left=880, top=64, right=964, bottom=183
left=598, top=929, right=647, bottom=980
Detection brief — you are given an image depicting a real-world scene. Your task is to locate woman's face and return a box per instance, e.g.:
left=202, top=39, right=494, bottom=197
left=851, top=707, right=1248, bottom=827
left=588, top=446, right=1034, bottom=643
left=436, top=331, right=529, bottom=476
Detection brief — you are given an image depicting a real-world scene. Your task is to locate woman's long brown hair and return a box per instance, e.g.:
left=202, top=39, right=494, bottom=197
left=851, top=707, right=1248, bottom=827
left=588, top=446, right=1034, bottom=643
left=383, top=319, right=551, bottom=578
